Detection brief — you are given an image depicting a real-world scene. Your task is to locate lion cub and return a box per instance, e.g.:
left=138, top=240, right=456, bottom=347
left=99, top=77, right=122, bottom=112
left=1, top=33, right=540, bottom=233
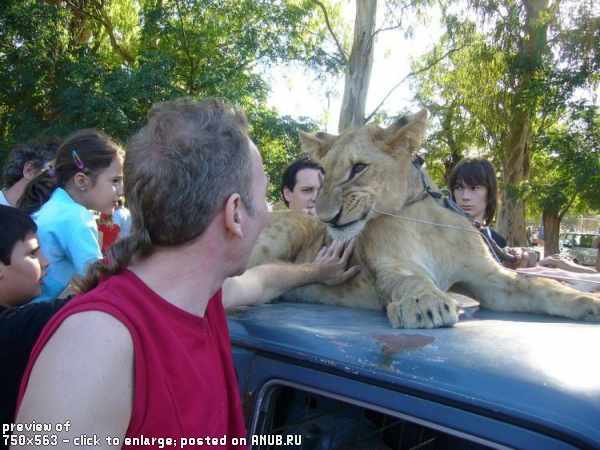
left=249, top=111, right=600, bottom=328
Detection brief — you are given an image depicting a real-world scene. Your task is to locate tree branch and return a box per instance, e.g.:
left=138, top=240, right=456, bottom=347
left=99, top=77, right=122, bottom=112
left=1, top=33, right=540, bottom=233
left=364, top=44, right=468, bottom=123
left=371, top=0, right=420, bottom=39
left=62, top=0, right=134, bottom=65
left=559, top=192, right=578, bottom=220
left=372, top=23, right=403, bottom=37
left=311, top=0, right=348, bottom=65
left=173, top=0, right=197, bottom=94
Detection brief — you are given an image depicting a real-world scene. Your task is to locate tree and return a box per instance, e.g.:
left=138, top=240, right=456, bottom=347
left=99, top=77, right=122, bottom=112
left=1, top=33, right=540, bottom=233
left=0, top=0, right=331, bottom=184
left=413, top=32, right=491, bottom=184
left=527, top=106, right=600, bottom=255
left=414, top=0, right=599, bottom=245
left=338, top=0, right=377, bottom=131
left=313, top=0, right=431, bottom=132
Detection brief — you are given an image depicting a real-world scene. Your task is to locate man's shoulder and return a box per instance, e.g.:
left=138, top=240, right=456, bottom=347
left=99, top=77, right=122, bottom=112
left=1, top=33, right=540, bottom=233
left=34, top=295, right=134, bottom=366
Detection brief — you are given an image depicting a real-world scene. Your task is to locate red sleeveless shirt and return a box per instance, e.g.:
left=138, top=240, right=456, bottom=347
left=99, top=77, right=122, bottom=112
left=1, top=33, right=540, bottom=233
left=17, top=270, right=247, bottom=449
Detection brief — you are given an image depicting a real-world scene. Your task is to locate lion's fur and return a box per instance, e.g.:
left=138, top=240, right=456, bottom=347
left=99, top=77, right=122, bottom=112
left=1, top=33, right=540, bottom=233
left=249, top=111, right=600, bottom=328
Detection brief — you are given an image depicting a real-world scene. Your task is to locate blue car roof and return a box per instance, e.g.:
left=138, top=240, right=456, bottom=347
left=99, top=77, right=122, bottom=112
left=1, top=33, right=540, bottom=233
left=228, top=302, right=600, bottom=446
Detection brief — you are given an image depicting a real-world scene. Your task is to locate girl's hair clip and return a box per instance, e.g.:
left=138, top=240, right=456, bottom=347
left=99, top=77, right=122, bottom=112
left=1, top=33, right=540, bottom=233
left=72, top=150, right=86, bottom=171
left=43, top=160, right=56, bottom=177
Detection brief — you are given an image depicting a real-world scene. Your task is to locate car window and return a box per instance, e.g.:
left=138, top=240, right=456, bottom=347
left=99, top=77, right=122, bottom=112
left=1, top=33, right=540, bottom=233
left=579, top=235, right=595, bottom=248
left=252, top=384, right=497, bottom=450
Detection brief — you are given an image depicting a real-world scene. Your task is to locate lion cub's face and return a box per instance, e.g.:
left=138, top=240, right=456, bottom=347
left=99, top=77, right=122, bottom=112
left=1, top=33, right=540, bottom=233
left=299, top=111, right=428, bottom=242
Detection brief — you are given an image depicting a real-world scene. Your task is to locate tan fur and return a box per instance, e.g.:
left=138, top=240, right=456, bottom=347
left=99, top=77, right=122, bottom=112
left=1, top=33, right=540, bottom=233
left=250, top=111, right=600, bottom=328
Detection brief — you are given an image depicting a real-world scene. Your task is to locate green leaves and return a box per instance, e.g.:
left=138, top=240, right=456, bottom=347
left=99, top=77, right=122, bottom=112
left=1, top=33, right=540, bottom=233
left=414, top=0, right=599, bottom=226
left=0, top=0, right=329, bottom=191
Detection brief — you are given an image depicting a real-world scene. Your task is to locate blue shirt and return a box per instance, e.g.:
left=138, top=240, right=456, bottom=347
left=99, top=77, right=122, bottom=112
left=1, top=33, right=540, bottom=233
left=32, top=188, right=102, bottom=302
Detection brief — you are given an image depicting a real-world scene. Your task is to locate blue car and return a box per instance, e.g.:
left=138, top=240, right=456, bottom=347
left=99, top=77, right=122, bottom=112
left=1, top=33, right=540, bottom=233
left=228, top=303, right=600, bottom=450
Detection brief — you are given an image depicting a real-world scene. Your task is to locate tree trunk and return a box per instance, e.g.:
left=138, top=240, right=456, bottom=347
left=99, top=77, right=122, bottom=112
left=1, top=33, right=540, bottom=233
left=497, top=116, right=530, bottom=246
left=496, top=0, right=549, bottom=246
left=542, top=209, right=560, bottom=257
left=338, top=0, right=377, bottom=132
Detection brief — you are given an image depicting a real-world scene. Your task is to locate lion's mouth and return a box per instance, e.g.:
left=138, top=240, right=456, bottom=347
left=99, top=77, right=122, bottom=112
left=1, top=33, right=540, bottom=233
left=327, top=219, right=367, bottom=243
left=330, top=209, right=369, bottom=229
left=331, top=219, right=360, bottom=229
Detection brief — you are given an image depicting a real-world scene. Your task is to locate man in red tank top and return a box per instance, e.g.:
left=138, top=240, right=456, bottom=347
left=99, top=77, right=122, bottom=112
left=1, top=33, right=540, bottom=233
left=11, top=98, right=359, bottom=450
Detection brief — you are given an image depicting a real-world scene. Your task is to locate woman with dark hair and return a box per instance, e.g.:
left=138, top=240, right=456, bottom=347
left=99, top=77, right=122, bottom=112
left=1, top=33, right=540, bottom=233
left=448, top=158, right=507, bottom=248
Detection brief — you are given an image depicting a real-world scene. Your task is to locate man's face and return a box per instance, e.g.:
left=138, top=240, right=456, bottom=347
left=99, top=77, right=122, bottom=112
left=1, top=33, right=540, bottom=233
left=237, top=141, right=270, bottom=271
left=0, top=233, right=48, bottom=306
left=284, top=168, right=323, bottom=216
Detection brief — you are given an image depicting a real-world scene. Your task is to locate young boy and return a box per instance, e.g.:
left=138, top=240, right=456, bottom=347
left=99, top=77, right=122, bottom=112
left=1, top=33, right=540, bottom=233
left=0, top=205, right=67, bottom=447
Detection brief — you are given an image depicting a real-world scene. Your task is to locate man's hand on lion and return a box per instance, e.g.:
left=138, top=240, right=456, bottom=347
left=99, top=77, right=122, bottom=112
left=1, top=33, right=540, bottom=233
left=313, top=239, right=361, bottom=286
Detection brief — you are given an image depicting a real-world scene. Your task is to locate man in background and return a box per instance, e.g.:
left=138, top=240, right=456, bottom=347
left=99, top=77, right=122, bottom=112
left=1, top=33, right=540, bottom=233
left=280, top=157, right=324, bottom=216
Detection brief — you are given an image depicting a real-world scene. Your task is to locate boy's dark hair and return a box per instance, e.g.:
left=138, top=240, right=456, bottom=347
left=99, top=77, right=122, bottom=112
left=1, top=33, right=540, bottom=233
left=18, top=129, right=123, bottom=214
left=448, top=158, right=498, bottom=225
left=0, top=205, right=37, bottom=265
left=280, top=157, right=324, bottom=206
left=2, top=138, right=61, bottom=188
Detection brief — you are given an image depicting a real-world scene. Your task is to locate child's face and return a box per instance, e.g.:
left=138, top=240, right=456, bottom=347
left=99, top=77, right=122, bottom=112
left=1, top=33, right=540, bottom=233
left=86, top=155, right=124, bottom=215
left=0, top=233, right=48, bottom=306
left=453, top=181, right=489, bottom=223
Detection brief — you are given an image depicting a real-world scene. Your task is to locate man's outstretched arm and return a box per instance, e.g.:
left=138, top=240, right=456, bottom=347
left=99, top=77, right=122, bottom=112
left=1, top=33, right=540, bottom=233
left=223, top=239, right=360, bottom=309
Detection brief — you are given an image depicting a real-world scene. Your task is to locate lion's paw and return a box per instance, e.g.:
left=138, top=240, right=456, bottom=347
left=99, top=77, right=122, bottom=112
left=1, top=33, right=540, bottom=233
left=386, top=294, right=459, bottom=329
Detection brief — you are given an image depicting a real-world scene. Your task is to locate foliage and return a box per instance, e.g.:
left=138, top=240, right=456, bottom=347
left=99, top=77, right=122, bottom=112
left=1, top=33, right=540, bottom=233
left=527, top=105, right=600, bottom=217
left=247, top=106, right=319, bottom=200
left=0, top=0, right=331, bottom=188
left=413, top=0, right=600, bottom=234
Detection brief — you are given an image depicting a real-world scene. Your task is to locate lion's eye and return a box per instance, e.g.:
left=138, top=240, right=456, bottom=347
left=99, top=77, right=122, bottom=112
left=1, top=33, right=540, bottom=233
left=349, top=163, right=368, bottom=180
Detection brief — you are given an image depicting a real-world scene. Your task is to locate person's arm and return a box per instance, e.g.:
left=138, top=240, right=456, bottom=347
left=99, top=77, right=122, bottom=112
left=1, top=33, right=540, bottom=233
left=12, top=312, right=133, bottom=450
left=539, top=254, right=597, bottom=273
left=223, top=239, right=360, bottom=309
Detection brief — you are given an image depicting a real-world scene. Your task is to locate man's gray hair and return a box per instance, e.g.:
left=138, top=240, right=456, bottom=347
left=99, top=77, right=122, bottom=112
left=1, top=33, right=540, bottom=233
left=126, top=97, right=255, bottom=247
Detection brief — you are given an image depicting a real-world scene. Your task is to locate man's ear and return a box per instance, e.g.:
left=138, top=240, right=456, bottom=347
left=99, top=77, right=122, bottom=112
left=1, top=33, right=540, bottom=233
left=22, top=161, right=39, bottom=181
left=72, top=172, right=92, bottom=191
left=381, top=109, right=428, bottom=156
left=299, top=131, right=338, bottom=160
left=224, top=193, right=243, bottom=239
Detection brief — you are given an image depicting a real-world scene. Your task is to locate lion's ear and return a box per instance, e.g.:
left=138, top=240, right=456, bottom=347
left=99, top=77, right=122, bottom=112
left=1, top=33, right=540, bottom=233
left=299, top=131, right=338, bottom=160
left=382, top=109, right=428, bottom=155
